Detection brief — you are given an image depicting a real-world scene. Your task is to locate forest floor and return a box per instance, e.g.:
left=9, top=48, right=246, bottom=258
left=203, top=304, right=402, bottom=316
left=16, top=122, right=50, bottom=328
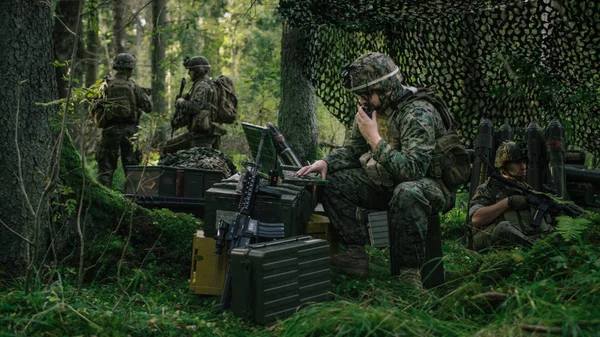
left=1, top=193, right=600, bottom=337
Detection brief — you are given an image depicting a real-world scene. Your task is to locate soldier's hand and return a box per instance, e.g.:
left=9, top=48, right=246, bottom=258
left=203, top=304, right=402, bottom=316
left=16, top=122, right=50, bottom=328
left=296, top=160, right=328, bottom=179
left=508, top=195, right=529, bottom=211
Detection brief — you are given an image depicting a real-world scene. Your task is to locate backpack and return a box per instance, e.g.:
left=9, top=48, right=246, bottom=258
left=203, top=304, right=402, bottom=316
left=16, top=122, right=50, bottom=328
left=93, top=77, right=137, bottom=127
left=210, top=75, right=238, bottom=124
left=399, top=89, right=471, bottom=211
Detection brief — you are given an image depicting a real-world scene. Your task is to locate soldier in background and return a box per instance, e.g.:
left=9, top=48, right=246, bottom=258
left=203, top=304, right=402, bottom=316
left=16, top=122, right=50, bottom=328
left=161, top=56, right=226, bottom=154
left=297, top=52, right=461, bottom=289
left=469, top=141, right=554, bottom=250
left=93, top=53, right=152, bottom=188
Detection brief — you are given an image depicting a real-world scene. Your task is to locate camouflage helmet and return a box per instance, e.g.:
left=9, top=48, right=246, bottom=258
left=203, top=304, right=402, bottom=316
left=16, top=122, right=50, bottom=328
left=494, top=141, right=528, bottom=168
left=113, top=53, right=136, bottom=70
left=340, top=52, right=403, bottom=94
left=183, top=56, right=211, bottom=71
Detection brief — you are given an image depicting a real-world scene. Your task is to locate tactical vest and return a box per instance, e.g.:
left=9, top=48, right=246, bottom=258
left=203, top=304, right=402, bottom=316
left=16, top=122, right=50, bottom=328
left=103, top=76, right=137, bottom=122
left=486, top=179, right=554, bottom=235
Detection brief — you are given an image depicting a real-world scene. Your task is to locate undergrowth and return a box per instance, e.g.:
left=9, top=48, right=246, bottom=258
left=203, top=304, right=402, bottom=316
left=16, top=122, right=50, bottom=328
left=2, top=194, right=600, bottom=336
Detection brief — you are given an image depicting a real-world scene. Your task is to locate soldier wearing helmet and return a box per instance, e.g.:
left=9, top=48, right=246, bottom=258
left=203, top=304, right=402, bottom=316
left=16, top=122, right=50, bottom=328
left=92, top=53, right=152, bottom=188
left=161, top=55, right=226, bottom=154
left=297, top=52, right=458, bottom=289
left=468, top=141, right=555, bottom=251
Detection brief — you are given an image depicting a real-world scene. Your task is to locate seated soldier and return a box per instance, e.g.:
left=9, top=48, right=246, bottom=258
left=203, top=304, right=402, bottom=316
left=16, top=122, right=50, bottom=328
left=469, top=141, right=555, bottom=250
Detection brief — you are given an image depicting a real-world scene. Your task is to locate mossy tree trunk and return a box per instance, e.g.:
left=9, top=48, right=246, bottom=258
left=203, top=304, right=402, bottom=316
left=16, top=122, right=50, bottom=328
left=0, top=0, right=59, bottom=276
left=278, top=23, right=319, bottom=164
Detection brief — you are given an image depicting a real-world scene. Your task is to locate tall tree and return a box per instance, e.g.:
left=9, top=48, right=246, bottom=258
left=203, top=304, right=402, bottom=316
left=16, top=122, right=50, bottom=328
left=278, top=23, right=318, bottom=163
left=152, top=0, right=168, bottom=141
left=112, top=0, right=127, bottom=54
left=53, top=0, right=85, bottom=98
left=84, top=0, right=100, bottom=87
left=0, top=0, right=59, bottom=276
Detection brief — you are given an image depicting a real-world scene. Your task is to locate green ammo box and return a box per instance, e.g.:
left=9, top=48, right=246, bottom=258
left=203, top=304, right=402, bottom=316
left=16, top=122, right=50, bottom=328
left=230, top=235, right=331, bottom=324
left=203, top=182, right=314, bottom=238
left=125, top=166, right=177, bottom=197
left=178, top=168, right=226, bottom=199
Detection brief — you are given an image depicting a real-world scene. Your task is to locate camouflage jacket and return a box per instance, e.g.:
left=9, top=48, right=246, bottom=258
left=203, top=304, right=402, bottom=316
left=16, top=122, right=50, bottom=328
left=324, top=90, right=447, bottom=186
left=178, top=76, right=213, bottom=118
left=469, top=178, right=554, bottom=235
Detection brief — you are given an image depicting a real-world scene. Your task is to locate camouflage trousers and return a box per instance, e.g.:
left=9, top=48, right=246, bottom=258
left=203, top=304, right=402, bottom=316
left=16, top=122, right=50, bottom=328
left=322, top=168, right=447, bottom=270
left=473, top=221, right=537, bottom=251
left=97, top=123, right=141, bottom=188
left=161, top=132, right=219, bottom=154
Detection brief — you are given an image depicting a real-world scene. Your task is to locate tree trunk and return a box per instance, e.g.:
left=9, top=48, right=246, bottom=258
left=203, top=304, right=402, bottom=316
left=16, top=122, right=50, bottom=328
left=278, top=23, right=318, bottom=164
left=152, top=0, right=168, bottom=143
left=84, top=1, right=100, bottom=88
left=112, top=0, right=127, bottom=54
left=53, top=0, right=85, bottom=98
left=0, top=0, right=58, bottom=276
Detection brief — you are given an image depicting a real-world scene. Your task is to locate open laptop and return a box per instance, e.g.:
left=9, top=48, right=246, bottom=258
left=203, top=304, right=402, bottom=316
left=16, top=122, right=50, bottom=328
left=241, top=122, right=327, bottom=186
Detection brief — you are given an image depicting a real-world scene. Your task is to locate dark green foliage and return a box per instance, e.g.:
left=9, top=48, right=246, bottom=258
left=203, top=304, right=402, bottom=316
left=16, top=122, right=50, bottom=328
left=3, top=147, right=599, bottom=335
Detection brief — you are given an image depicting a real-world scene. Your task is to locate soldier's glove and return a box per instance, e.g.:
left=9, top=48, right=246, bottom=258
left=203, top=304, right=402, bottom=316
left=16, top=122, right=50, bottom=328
left=508, top=195, right=529, bottom=211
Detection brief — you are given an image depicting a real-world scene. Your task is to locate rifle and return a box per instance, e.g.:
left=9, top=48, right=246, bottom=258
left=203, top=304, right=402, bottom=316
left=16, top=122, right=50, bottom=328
left=214, top=128, right=285, bottom=313
left=171, top=77, right=187, bottom=138
left=484, top=157, right=586, bottom=227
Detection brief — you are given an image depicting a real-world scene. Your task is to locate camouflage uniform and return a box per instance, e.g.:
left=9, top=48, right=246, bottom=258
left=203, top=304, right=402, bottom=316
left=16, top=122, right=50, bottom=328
left=325, top=52, right=453, bottom=275
left=163, top=56, right=226, bottom=153
left=469, top=141, right=554, bottom=250
left=469, top=178, right=554, bottom=250
left=96, top=57, right=152, bottom=188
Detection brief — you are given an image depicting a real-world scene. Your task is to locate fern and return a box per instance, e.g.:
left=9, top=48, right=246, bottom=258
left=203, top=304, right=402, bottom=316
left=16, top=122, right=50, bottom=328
left=555, top=215, right=591, bottom=242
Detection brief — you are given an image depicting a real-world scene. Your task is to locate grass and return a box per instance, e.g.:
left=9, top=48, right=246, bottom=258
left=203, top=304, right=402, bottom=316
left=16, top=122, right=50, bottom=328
left=2, top=193, right=600, bottom=336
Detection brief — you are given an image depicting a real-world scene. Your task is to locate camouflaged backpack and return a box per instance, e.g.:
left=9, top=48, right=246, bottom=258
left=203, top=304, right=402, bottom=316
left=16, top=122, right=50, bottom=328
left=93, top=76, right=137, bottom=127
left=210, top=75, right=238, bottom=124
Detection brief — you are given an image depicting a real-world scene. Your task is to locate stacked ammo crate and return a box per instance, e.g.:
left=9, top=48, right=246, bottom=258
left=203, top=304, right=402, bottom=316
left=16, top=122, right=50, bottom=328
left=124, top=165, right=225, bottom=217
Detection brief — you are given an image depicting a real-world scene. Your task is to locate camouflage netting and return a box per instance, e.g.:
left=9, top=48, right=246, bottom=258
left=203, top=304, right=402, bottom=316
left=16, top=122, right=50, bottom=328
left=278, top=0, right=600, bottom=156
left=158, top=147, right=237, bottom=177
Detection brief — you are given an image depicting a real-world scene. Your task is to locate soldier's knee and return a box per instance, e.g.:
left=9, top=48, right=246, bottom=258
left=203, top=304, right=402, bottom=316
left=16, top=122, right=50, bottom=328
left=493, top=221, right=520, bottom=236
left=392, top=181, right=423, bottom=204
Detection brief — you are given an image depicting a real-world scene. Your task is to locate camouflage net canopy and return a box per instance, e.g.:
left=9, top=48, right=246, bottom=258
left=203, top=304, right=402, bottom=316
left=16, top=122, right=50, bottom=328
left=278, top=0, right=600, bottom=155
left=158, top=147, right=237, bottom=178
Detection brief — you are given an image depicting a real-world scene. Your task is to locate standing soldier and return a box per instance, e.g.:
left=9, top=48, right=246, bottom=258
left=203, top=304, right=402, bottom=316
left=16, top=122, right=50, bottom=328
left=297, top=52, right=468, bottom=289
left=93, top=53, right=152, bottom=188
left=162, top=56, right=227, bottom=153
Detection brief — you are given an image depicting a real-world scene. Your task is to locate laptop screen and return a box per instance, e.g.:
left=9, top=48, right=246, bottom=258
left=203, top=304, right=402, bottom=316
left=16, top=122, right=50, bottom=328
left=241, top=122, right=281, bottom=177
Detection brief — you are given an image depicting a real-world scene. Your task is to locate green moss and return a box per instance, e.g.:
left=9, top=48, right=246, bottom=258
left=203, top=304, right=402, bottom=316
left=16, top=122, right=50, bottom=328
left=58, top=134, right=200, bottom=281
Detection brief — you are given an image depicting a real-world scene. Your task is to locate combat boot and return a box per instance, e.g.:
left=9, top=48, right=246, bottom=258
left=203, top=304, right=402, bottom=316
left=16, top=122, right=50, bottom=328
left=330, top=245, right=369, bottom=277
left=398, top=267, right=424, bottom=291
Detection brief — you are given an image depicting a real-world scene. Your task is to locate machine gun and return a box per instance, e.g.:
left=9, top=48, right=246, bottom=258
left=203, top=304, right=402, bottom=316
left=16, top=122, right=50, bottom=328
left=214, top=128, right=285, bottom=313
left=170, top=77, right=187, bottom=137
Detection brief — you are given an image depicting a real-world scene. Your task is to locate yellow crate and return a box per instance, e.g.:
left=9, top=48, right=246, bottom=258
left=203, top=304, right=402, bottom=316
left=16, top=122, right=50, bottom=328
left=189, top=230, right=228, bottom=295
left=305, top=214, right=338, bottom=254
